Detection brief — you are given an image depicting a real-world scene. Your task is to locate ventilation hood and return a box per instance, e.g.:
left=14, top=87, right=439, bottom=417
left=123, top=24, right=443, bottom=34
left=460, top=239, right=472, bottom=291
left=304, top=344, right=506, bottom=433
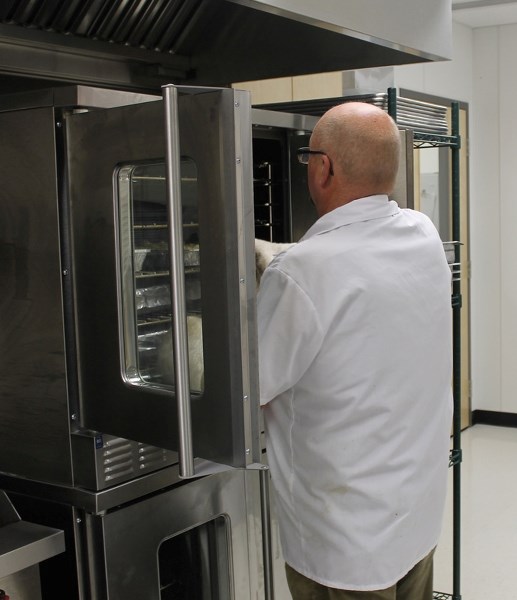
left=0, top=0, right=452, bottom=92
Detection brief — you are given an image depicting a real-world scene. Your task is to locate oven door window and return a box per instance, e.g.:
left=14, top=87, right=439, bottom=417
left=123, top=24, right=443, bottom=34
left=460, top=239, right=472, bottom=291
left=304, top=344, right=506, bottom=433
left=117, top=160, right=204, bottom=394
left=159, top=517, right=230, bottom=599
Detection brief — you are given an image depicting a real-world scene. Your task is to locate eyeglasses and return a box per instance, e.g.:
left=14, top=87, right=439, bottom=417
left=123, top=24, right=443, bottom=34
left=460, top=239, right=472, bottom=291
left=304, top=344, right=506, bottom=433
left=296, top=147, right=334, bottom=176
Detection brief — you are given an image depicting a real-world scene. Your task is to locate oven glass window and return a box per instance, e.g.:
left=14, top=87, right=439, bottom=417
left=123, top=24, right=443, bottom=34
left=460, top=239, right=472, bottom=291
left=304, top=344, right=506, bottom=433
left=117, top=160, right=204, bottom=393
left=159, top=517, right=230, bottom=599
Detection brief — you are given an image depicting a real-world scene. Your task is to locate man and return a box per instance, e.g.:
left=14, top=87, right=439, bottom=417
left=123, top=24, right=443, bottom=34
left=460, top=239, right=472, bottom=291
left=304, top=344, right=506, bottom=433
left=257, top=102, right=453, bottom=600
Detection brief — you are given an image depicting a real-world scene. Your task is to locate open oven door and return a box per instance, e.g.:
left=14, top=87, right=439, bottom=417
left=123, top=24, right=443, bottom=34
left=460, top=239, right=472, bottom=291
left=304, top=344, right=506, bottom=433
left=65, top=86, right=259, bottom=476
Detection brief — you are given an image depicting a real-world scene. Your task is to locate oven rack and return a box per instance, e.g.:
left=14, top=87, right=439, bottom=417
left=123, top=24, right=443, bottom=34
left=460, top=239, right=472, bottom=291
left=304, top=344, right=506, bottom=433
left=135, top=267, right=199, bottom=279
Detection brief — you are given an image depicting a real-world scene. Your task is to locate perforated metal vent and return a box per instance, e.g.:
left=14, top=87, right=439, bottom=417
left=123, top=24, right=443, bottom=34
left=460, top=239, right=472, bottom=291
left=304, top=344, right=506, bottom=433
left=102, top=436, right=173, bottom=484
left=0, top=0, right=203, bottom=54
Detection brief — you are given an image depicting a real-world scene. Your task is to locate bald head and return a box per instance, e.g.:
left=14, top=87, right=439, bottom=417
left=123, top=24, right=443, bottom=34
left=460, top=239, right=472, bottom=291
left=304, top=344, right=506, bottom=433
left=308, top=102, right=401, bottom=215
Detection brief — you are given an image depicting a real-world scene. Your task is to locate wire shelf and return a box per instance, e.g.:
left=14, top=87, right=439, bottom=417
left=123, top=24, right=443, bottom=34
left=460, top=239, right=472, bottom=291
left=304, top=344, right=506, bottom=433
left=413, top=133, right=460, bottom=148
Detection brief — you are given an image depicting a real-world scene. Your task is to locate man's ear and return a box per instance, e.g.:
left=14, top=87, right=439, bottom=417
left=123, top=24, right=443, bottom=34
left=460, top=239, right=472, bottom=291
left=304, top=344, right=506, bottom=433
left=318, top=154, right=334, bottom=187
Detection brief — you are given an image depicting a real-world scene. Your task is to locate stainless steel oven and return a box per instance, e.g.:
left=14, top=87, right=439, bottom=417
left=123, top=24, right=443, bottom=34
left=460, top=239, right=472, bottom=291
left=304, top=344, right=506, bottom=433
left=0, top=84, right=266, bottom=599
left=0, top=84, right=319, bottom=599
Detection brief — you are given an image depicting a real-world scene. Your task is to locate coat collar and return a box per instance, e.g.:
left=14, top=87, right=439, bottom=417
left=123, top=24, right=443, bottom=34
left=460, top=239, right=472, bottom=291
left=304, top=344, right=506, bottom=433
left=300, top=195, right=400, bottom=241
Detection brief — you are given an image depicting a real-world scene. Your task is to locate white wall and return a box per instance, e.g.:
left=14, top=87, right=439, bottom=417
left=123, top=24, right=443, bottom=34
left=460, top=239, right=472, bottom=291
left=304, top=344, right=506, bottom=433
left=489, top=24, right=517, bottom=413
left=396, top=20, right=517, bottom=414
left=394, top=21, right=473, bottom=103
left=470, top=27, right=502, bottom=413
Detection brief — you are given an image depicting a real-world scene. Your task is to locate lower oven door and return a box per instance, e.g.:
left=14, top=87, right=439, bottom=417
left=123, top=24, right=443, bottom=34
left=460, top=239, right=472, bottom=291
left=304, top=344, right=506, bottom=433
left=85, top=468, right=269, bottom=599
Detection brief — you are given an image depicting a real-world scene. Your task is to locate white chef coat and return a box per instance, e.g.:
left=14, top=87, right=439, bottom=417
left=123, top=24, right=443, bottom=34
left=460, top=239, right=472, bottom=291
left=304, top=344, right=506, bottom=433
left=257, top=195, right=453, bottom=591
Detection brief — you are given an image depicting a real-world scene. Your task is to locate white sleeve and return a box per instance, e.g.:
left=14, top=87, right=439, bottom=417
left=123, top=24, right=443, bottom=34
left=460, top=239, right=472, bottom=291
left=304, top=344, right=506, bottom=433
left=257, top=265, right=323, bottom=405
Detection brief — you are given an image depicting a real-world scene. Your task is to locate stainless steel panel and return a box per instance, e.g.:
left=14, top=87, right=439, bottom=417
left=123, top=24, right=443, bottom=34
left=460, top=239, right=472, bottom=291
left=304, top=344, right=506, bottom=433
left=0, top=463, right=177, bottom=519
left=0, top=565, right=42, bottom=600
left=0, top=1, right=451, bottom=91
left=0, top=492, right=64, bottom=580
left=0, top=106, right=72, bottom=485
left=4, top=491, right=86, bottom=599
left=66, top=88, right=257, bottom=466
left=227, top=0, right=452, bottom=61
left=89, top=468, right=267, bottom=599
left=0, top=85, right=158, bottom=113
left=0, top=521, right=65, bottom=578
left=391, top=129, right=415, bottom=209
left=0, top=0, right=452, bottom=61
left=252, top=108, right=319, bottom=133
left=71, top=431, right=178, bottom=490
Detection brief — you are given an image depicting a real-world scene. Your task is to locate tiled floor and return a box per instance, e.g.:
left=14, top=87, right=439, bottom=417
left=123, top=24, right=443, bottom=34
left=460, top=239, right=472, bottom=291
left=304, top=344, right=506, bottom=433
left=434, top=424, right=517, bottom=599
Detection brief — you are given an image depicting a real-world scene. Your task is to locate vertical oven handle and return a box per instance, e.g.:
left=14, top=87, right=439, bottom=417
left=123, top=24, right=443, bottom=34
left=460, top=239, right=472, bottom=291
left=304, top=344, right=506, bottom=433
left=163, top=84, right=195, bottom=479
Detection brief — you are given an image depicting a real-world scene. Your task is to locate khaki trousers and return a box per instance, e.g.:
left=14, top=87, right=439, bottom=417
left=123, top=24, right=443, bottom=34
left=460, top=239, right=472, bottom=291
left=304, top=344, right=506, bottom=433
left=285, top=549, right=435, bottom=600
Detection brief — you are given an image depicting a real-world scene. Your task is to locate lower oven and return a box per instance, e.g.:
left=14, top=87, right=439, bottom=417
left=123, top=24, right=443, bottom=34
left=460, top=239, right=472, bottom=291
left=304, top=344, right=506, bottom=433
left=91, top=468, right=267, bottom=599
